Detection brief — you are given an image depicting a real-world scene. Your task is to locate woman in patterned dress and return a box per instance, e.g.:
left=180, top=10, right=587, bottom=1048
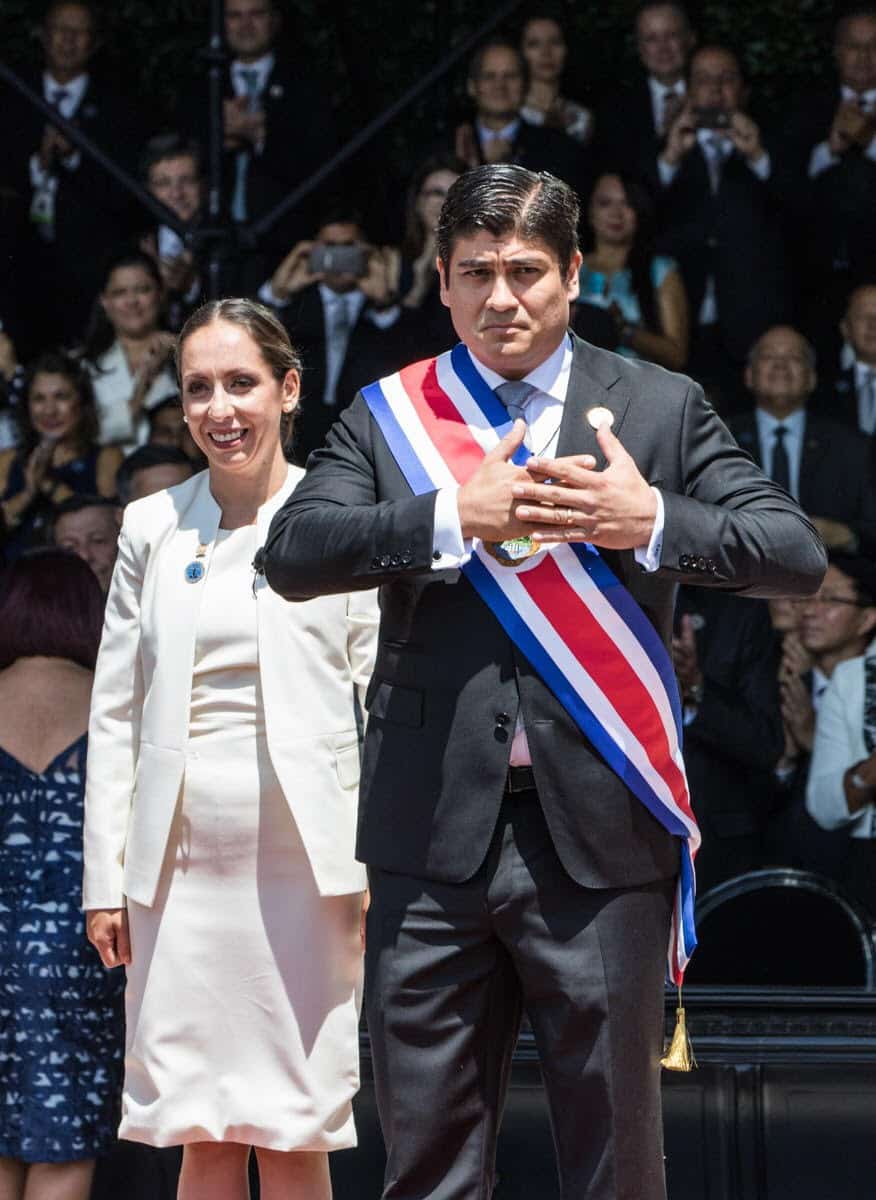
left=0, top=550, right=125, bottom=1200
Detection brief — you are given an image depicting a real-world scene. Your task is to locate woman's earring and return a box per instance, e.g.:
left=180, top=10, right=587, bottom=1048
left=182, top=415, right=189, bottom=424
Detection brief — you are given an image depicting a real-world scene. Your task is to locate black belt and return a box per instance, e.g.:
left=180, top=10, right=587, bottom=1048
left=505, top=765, right=536, bottom=794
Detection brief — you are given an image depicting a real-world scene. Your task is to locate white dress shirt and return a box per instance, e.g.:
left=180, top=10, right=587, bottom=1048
left=476, top=118, right=521, bottom=147
left=754, top=406, right=806, bottom=501
left=230, top=52, right=274, bottom=107
left=807, top=641, right=876, bottom=838
left=808, top=86, right=876, bottom=177
left=854, top=359, right=876, bottom=435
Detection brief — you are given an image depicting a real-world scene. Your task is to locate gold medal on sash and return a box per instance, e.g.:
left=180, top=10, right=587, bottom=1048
left=482, top=535, right=542, bottom=567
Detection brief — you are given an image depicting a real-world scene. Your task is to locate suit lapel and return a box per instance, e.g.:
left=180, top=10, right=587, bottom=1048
left=556, top=334, right=630, bottom=466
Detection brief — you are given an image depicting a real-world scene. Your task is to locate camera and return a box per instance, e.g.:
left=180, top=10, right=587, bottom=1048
left=309, top=243, right=368, bottom=278
left=693, top=106, right=731, bottom=131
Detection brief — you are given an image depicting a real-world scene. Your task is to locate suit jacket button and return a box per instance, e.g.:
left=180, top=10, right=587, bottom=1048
left=679, top=554, right=690, bottom=568
left=432, top=550, right=442, bottom=561
left=401, top=552, right=413, bottom=565
left=696, top=556, right=707, bottom=570
left=379, top=554, right=391, bottom=568
left=495, top=712, right=510, bottom=727
left=371, top=556, right=381, bottom=569
left=707, top=558, right=717, bottom=572
left=390, top=554, right=401, bottom=566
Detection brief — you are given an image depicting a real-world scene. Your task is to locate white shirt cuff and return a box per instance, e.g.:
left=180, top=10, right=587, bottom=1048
left=633, top=488, right=664, bottom=573
left=432, top=485, right=472, bottom=568
left=60, top=149, right=81, bottom=171
left=657, top=156, right=679, bottom=186
left=257, top=280, right=289, bottom=308
left=29, top=152, right=49, bottom=188
left=808, top=140, right=838, bottom=177
left=747, top=150, right=770, bottom=180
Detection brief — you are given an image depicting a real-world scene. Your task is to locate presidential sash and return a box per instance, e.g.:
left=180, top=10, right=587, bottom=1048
left=362, top=342, right=700, bottom=985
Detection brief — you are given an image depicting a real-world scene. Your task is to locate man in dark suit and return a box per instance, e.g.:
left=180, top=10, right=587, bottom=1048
left=782, top=9, right=876, bottom=362
left=453, top=40, right=589, bottom=196
left=593, top=2, right=696, bottom=189
left=727, top=325, right=876, bottom=557
left=175, top=0, right=336, bottom=260
left=2, top=1, right=142, bottom=347
left=263, top=164, right=825, bottom=1200
left=260, top=213, right=405, bottom=462
left=655, top=45, right=791, bottom=404
left=822, top=284, right=876, bottom=438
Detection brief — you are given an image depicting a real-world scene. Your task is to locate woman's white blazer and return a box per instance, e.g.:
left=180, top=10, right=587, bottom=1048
left=82, top=466, right=377, bottom=910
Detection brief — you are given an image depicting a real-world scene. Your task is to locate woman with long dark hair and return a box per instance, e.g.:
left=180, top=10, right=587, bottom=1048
left=0, top=352, right=121, bottom=555
left=577, top=170, right=689, bottom=370
left=81, top=250, right=178, bottom=447
left=519, top=12, right=593, bottom=144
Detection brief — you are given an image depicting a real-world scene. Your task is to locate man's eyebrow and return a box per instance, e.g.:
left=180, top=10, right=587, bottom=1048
left=455, top=255, right=545, bottom=268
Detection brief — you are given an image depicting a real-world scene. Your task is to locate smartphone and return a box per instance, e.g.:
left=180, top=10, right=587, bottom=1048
left=694, top=106, right=731, bottom=130
left=310, top=243, right=368, bottom=278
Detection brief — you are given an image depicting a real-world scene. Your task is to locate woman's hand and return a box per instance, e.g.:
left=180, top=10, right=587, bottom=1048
left=22, top=437, right=57, bottom=498
left=130, top=332, right=175, bottom=416
left=86, top=908, right=131, bottom=968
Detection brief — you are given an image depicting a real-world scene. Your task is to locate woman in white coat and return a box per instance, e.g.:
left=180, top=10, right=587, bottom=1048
left=84, top=299, right=377, bottom=1200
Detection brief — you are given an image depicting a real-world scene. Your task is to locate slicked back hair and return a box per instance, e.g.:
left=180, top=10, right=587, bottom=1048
left=176, top=298, right=303, bottom=448
left=436, top=164, right=579, bottom=282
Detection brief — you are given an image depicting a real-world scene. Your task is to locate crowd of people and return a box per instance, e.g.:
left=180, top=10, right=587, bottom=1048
left=1, top=0, right=876, bottom=1195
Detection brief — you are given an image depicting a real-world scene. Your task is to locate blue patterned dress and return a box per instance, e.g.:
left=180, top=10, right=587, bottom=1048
left=0, top=735, right=124, bottom=1163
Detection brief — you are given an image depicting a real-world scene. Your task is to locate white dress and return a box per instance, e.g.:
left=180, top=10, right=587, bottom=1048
left=120, top=525, right=363, bottom=1149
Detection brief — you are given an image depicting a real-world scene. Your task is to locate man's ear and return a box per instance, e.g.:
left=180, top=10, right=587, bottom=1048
left=743, top=363, right=754, bottom=392
left=438, top=257, right=450, bottom=308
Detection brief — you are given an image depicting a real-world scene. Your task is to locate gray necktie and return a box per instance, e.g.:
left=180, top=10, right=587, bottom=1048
left=704, top=134, right=728, bottom=193
left=860, top=367, right=876, bottom=435
left=495, top=380, right=536, bottom=424
left=231, top=68, right=260, bottom=222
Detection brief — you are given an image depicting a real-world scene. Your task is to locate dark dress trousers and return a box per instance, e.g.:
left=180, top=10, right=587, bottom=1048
left=727, top=410, right=876, bottom=557
left=263, top=335, right=825, bottom=1200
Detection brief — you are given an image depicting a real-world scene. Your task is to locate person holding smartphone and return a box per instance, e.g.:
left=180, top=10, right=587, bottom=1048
left=258, top=213, right=404, bottom=462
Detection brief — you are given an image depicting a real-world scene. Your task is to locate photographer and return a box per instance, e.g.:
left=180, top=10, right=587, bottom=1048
left=655, top=45, right=791, bottom=406
left=260, top=213, right=404, bottom=461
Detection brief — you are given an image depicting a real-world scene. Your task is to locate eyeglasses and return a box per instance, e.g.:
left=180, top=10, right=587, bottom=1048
left=806, top=594, right=870, bottom=608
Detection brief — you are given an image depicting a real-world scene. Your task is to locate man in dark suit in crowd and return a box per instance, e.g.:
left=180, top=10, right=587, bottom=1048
left=656, top=45, right=791, bottom=404
left=2, top=1, right=142, bottom=347
left=672, top=588, right=782, bottom=895
left=263, top=164, right=825, bottom=1200
left=260, top=213, right=404, bottom=462
left=825, top=284, right=876, bottom=439
left=453, top=40, right=589, bottom=195
left=783, top=9, right=876, bottom=361
left=728, top=325, right=876, bottom=557
left=138, top=133, right=206, bottom=332
left=176, top=0, right=335, bottom=260
left=593, top=2, right=696, bottom=189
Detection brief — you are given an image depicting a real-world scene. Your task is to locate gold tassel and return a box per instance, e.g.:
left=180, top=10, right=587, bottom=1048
left=660, top=987, right=696, bottom=1073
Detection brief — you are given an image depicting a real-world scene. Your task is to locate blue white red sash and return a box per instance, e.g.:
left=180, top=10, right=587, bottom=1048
left=362, top=343, right=700, bottom=984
